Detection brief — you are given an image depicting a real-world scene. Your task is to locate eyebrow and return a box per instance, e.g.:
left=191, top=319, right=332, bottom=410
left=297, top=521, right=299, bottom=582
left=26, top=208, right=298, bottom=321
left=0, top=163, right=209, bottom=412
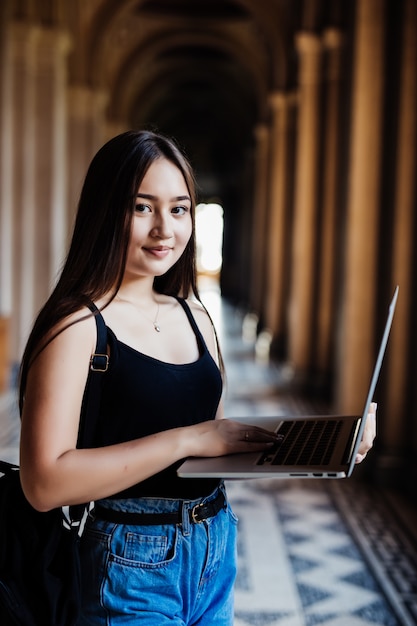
left=136, top=193, right=191, bottom=203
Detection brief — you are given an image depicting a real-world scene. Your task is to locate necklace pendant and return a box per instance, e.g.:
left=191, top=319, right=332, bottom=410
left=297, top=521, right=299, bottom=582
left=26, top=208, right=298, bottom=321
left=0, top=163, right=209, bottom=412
left=154, top=324, right=161, bottom=332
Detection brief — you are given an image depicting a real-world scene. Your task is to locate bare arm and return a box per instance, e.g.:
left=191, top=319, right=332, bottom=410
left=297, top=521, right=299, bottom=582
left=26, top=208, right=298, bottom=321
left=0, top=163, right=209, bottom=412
left=20, top=311, right=277, bottom=512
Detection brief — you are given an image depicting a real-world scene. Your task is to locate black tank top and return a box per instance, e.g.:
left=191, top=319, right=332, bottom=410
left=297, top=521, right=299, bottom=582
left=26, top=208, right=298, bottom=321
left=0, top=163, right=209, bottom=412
left=93, top=297, right=222, bottom=499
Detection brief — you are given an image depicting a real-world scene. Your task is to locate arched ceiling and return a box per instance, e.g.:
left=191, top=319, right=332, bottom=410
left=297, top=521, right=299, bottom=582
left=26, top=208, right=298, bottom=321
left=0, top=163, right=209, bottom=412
left=69, top=0, right=297, bottom=199
left=11, top=0, right=351, bottom=294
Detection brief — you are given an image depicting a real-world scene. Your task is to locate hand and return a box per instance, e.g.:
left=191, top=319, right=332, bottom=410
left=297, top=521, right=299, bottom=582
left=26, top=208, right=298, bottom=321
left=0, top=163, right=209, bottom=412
left=355, top=402, right=377, bottom=463
left=188, top=419, right=282, bottom=458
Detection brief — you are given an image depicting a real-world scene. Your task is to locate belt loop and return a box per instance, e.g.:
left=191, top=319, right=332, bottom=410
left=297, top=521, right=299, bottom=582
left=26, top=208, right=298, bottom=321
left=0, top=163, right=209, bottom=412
left=181, top=501, right=191, bottom=536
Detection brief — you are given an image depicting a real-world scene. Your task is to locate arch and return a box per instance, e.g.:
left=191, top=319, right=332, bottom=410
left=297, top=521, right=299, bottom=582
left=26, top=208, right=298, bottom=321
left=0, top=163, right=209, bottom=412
left=84, top=0, right=293, bottom=91
left=108, top=28, right=269, bottom=122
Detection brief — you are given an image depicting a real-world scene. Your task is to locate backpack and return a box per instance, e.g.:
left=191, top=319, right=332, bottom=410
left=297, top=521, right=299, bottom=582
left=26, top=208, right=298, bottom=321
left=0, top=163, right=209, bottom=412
left=0, top=306, right=107, bottom=625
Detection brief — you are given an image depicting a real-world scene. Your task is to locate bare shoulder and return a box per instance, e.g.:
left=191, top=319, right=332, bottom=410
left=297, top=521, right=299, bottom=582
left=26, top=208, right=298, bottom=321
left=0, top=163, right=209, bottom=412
left=40, top=307, right=98, bottom=357
left=23, top=308, right=100, bottom=423
left=185, top=298, right=217, bottom=343
left=186, top=298, right=213, bottom=327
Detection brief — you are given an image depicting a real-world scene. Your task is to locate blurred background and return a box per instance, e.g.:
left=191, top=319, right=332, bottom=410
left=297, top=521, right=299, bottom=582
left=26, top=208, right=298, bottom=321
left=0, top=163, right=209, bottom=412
left=0, top=0, right=416, bottom=503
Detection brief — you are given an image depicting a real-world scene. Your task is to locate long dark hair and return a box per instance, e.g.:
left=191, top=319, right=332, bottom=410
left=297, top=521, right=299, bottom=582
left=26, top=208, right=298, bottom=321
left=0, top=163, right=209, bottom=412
left=19, top=130, right=221, bottom=410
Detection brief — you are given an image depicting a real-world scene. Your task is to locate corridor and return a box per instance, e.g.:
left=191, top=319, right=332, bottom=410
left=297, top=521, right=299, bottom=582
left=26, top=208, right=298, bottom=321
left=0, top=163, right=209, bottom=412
left=1, top=286, right=416, bottom=626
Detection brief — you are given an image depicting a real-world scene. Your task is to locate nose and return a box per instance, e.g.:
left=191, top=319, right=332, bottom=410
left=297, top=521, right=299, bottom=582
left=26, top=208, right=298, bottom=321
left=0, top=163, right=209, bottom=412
left=150, top=213, right=174, bottom=239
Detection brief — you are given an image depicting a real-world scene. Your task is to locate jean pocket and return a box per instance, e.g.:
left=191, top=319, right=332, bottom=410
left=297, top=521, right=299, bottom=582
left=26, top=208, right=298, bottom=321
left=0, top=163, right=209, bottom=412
left=110, top=524, right=179, bottom=568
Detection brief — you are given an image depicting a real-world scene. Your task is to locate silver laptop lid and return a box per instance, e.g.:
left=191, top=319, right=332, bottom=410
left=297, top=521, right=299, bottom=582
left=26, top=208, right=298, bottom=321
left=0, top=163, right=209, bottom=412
left=347, top=285, right=399, bottom=476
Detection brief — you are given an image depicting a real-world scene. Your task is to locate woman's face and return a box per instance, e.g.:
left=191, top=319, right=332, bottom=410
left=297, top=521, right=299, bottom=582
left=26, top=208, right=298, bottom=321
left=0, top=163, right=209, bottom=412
left=124, top=157, right=193, bottom=281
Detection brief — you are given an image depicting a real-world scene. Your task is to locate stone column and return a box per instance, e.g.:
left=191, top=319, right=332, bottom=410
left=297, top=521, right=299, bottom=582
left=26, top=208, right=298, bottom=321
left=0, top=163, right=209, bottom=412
left=9, top=22, right=40, bottom=361
left=315, top=29, right=344, bottom=381
left=33, top=27, right=71, bottom=312
left=264, top=91, right=297, bottom=354
left=67, top=86, right=109, bottom=236
left=0, top=0, right=12, bottom=389
left=336, top=0, right=385, bottom=412
left=249, top=123, right=270, bottom=316
left=288, top=33, right=323, bottom=376
left=0, top=0, right=13, bottom=316
left=385, top=0, right=417, bottom=444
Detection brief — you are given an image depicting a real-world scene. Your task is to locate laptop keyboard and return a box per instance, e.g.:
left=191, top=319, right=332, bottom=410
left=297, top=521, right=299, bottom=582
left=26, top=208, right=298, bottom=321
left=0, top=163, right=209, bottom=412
left=257, top=419, right=343, bottom=466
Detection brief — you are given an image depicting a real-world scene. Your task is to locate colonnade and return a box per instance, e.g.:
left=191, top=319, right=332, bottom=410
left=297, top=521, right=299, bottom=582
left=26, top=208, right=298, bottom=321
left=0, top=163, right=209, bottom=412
left=251, top=28, right=345, bottom=397
left=252, top=0, right=416, bottom=446
left=0, top=17, right=111, bottom=373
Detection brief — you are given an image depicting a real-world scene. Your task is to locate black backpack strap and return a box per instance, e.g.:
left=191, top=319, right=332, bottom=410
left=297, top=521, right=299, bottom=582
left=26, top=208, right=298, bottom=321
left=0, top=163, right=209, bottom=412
left=89, top=304, right=108, bottom=373
left=76, top=303, right=108, bottom=449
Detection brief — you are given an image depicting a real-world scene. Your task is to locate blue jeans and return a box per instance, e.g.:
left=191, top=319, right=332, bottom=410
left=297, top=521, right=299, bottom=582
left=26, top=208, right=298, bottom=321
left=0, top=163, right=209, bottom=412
left=78, top=484, right=238, bottom=625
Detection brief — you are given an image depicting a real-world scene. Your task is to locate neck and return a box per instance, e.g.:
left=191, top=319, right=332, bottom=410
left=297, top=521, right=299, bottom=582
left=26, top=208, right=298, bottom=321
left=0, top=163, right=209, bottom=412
left=115, top=277, right=156, bottom=306
left=115, top=291, right=162, bottom=332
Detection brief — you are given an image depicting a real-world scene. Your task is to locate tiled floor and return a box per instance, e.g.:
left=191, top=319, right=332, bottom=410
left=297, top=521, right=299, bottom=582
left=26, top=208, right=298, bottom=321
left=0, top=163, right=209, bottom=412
left=1, top=287, right=417, bottom=625
left=0, top=389, right=19, bottom=465
left=229, top=478, right=417, bottom=626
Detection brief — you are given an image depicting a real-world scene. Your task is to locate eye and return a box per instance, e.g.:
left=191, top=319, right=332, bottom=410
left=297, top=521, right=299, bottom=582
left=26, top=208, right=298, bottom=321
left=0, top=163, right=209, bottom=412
left=171, top=205, right=189, bottom=216
left=135, top=203, right=152, bottom=214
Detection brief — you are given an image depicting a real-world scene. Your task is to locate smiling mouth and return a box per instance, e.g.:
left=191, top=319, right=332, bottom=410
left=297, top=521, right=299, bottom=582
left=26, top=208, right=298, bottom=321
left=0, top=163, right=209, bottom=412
left=144, top=246, right=172, bottom=257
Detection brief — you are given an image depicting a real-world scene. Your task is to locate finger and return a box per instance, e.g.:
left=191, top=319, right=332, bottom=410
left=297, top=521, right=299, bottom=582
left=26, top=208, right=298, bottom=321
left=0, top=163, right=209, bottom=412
left=366, top=402, right=377, bottom=419
left=365, top=407, right=377, bottom=440
left=355, top=451, right=367, bottom=464
left=236, top=440, right=277, bottom=454
left=241, top=427, right=283, bottom=443
left=358, top=426, right=375, bottom=454
left=356, top=406, right=377, bottom=463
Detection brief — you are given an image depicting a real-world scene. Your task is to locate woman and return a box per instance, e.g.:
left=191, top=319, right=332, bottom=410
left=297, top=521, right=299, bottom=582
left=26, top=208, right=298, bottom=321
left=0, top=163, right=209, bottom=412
left=18, top=130, right=376, bottom=624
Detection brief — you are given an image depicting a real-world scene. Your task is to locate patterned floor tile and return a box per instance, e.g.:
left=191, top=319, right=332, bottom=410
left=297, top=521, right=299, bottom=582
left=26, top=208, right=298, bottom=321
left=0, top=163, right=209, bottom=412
left=0, top=391, right=19, bottom=464
left=228, top=479, right=406, bottom=625
left=234, top=612, right=294, bottom=626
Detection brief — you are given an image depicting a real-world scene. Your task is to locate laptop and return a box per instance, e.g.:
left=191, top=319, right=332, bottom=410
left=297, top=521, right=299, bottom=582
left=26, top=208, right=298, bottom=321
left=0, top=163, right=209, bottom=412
left=178, top=286, right=399, bottom=480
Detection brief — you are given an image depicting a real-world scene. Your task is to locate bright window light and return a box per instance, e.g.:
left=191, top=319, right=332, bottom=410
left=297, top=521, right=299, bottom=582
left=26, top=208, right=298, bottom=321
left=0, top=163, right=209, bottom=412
left=195, top=203, right=224, bottom=274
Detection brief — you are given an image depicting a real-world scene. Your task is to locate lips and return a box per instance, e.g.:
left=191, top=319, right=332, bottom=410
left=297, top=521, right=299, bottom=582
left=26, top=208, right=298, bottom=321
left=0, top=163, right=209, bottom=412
left=143, top=245, right=172, bottom=258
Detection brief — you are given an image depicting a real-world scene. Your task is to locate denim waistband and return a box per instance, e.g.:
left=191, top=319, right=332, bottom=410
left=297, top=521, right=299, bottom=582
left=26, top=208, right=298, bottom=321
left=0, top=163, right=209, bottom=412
left=94, top=483, right=227, bottom=528
left=97, top=482, right=224, bottom=515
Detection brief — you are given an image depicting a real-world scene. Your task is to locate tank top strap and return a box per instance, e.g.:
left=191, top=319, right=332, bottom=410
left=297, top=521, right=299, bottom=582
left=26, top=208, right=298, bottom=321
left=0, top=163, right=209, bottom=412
left=174, top=297, right=208, bottom=352
left=87, top=302, right=106, bottom=341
